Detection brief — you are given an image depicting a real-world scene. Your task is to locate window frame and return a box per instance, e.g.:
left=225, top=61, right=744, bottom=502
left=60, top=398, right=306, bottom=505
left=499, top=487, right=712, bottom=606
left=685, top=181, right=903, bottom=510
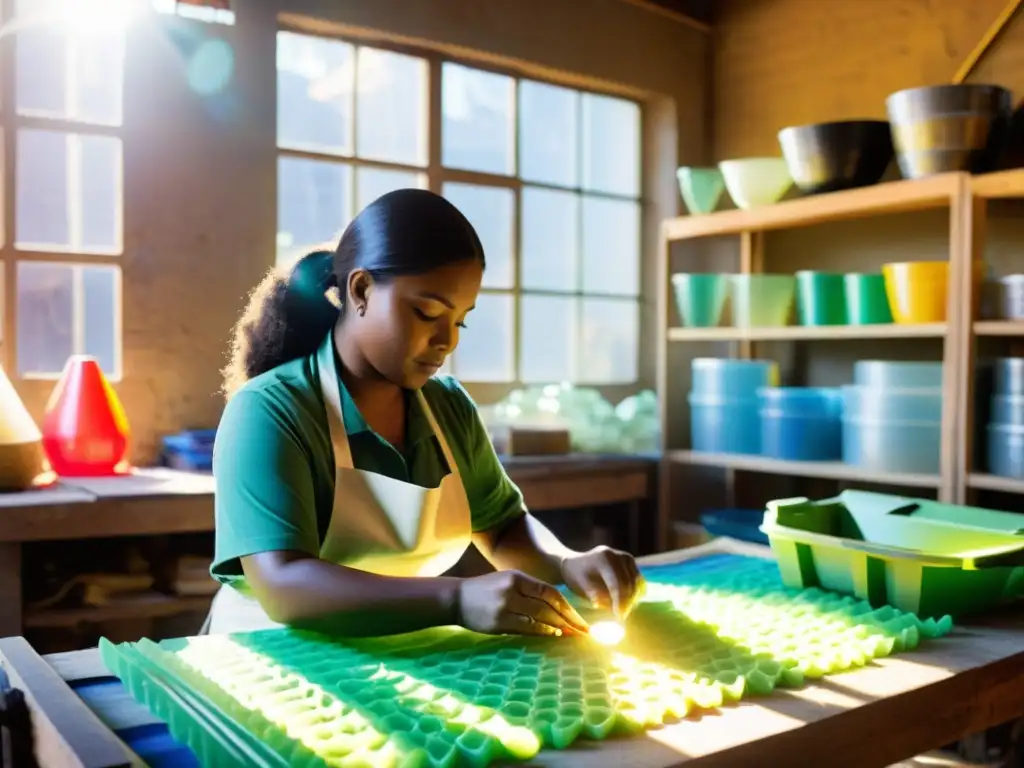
left=275, top=22, right=645, bottom=389
left=0, top=1, right=128, bottom=383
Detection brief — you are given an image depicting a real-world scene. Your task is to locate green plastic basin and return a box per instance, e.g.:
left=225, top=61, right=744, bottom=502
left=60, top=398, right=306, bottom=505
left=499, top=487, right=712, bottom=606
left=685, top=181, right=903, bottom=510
left=677, top=167, right=725, bottom=215
left=844, top=273, right=894, bottom=325
left=671, top=273, right=728, bottom=327
left=761, top=489, right=1024, bottom=619
left=796, top=271, right=846, bottom=326
left=730, top=274, right=796, bottom=327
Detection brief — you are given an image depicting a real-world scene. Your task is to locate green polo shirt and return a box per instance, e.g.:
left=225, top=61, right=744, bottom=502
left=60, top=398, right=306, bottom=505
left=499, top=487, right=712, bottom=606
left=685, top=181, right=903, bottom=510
left=211, top=348, right=525, bottom=584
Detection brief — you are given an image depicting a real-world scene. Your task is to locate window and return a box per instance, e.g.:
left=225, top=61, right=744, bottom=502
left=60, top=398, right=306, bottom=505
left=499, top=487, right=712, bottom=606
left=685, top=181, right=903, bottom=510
left=5, top=0, right=126, bottom=380
left=276, top=33, right=642, bottom=386
left=152, top=0, right=235, bottom=26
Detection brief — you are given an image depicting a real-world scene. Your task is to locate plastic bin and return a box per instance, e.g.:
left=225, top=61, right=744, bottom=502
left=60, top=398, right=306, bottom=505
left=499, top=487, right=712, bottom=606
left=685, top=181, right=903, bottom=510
left=842, top=418, right=941, bottom=474
left=762, top=409, right=842, bottom=461
left=691, top=358, right=778, bottom=399
left=757, top=387, right=840, bottom=417
left=161, top=430, right=216, bottom=472
left=761, top=490, right=1024, bottom=618
left=689, top=394, right=761, bottom=454
left=853, top=360, right=943, bottom=389
left=796, top=271, right=846, bottom=326
left=987, top=424, right=1024, bottom=479
left=671, top=273, right=728, bottom=328
left=730, top=274, right=796, bottom=327
left=999, top=274, right=1024, bottom=320
left=991, top=394, right=1024, bottom=427
left=994, top=357, right=1024, bottom=396
left=840, top=386, right=943, bottom=423
left=700, top=508, right=769, bottom=545
left=844, top=273, right=893, bottom=325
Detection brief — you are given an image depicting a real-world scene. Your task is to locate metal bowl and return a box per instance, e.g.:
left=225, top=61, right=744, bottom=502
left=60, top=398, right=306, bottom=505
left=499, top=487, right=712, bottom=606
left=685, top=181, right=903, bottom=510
left=778, top=120, right=894, bottom=194
left=885, top=84, right=1014, bottom=177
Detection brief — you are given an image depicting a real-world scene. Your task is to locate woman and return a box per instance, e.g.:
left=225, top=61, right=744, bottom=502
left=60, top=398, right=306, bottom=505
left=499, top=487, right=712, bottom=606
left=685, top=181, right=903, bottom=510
left=207, top=188, right=643, bottom=636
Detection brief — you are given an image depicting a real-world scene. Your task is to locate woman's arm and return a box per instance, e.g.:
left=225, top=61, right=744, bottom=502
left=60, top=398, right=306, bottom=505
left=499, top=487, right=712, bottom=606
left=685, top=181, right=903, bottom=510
left=473, top=512, right=576, bottom=585
left=242, top=551, right=460, bottom=636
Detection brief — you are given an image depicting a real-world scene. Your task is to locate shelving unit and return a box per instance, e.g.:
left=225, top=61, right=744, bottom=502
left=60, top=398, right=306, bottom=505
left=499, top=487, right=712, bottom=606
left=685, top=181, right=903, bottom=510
left=655, top=169, right=1024, bottom=550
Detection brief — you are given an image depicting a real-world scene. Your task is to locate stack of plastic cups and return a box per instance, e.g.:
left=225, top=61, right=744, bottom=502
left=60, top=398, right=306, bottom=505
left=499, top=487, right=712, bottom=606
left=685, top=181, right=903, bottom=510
left=841, top=361, right=944, bottom=474
left=987, top=357, right=1024, bottom=479
left=689, top=358, right=778, bottom=454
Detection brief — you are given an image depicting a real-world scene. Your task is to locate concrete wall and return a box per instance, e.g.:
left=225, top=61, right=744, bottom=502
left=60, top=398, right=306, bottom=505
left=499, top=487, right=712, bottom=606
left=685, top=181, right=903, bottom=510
left=10, top=0, right=710, bottom=464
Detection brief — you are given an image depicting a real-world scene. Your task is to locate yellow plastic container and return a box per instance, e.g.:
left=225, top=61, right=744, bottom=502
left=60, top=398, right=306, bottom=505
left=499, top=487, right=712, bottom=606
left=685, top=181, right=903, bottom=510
left=882, top=261, right=948, bottom=323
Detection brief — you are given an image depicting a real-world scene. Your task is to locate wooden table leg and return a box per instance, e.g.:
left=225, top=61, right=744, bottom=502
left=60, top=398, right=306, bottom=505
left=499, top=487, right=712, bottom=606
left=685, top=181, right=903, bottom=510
left=0, top=544, right=22, bottom=638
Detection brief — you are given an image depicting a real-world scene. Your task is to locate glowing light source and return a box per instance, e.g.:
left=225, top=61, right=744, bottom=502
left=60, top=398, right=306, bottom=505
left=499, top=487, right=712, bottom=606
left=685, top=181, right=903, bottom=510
left=588, top=620, right=626, bottom=646
left=1, top=0, right=142, bottom=38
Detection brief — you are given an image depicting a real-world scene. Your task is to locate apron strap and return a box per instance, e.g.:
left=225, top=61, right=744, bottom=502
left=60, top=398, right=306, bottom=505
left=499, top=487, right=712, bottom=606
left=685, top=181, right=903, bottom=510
left=415, top=390, right=462, bottom=482
left=316, top=333, right=354, bottom=468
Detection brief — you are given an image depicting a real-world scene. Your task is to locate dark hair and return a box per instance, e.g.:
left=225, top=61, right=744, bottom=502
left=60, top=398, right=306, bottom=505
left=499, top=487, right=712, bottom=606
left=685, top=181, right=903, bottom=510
left=223, top=189, right=485, bottom=397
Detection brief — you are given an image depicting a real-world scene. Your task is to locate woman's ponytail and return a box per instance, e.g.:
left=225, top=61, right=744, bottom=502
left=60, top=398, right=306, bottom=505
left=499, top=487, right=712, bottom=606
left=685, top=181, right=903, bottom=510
left=221, top=250, right=339, bottom=399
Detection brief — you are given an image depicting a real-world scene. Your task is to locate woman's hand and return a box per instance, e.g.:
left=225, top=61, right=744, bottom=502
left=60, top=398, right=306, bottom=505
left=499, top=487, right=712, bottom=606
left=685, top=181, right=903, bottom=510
left=560, top=546, right=645, bottom=619
left=456, top=570, right=590, bottom=637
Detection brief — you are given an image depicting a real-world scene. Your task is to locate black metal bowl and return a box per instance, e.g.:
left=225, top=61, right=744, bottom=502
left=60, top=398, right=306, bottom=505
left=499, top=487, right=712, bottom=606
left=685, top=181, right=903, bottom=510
left=778, top=120, right=894, bottom=194
left=885, top=84, right=1014, bottom=177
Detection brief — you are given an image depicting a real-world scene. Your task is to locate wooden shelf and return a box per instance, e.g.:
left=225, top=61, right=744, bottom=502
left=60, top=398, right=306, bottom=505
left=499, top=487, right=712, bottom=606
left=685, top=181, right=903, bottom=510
left=975, top=321, right=1024, bottom=336
left=971, top=169, right=1024, bottom=200
left=966, top=473, right=1024, bottom=495
left=662, top=173, right=960, bottom=241
left=668, top=323, right=946, bottom=342
left=669, top=451, right=941, bottom=489
left=24, top=594, right=213, bottom=629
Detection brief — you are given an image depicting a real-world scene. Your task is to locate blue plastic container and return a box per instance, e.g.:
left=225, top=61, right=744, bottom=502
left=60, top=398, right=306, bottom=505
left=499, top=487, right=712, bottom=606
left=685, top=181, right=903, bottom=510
left=689, top=394, right=761, bottom=454
left=757, top=387, right=840, bottom=417
left=700, top=509, right=769, bottom=545
left=840, top=386, right=943, bottom=423
left=691, top=358, right=778, bottom=399
left=842, top=418, right=941, bottom=474
left=991, top=395, right=1024, bottom=427
left=987, top=424, right=1024, bottom=478
left=994, top=358, right=1024, bottom=396
left=853, top=361, right=943, bottom=389
left=761, top=410, right=842, bottom=461
left=161, top=430, right=217, bottom=472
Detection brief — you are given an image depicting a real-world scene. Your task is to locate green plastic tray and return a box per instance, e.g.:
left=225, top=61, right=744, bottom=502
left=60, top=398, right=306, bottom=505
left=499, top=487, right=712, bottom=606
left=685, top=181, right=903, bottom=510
left=101, top=556, right=952, bottom=768
left=762, top=490, right=1024, bottom=619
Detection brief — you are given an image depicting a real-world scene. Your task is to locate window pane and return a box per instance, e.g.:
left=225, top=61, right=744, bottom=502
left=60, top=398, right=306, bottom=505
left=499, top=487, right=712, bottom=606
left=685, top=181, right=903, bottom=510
left=581, top=197, right=641, bottom=295
left=277, top=157, right=352, bottom=266
left=277, top=32, right=354, bottom=155
left=356, top=167, right=424, bottom=214
left=442, top=63, right=513, bottom=175
left=442, top=183, right=514, bottom=289
left=520, top=294, right=576, bottom=383
left=519, top=80, right=578, bottom=187
left=356, top=48, right=427, bottom=166
left=521, top=187, right=578, bottom=292
left=453, top=293, right=513, bottom=383
left=581, top=94, right=640, bottom=197
left=16, top=3, right=124, bottom=125
left=580, top=298, right=638, bottom=384
left=16, top=131, right=122, bottom=254
left=17, top=262, right=121, bottom=378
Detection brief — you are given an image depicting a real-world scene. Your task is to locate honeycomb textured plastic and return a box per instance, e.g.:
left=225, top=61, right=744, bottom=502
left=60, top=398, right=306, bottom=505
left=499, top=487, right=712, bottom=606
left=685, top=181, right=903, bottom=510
left=101, top=554, right=954, bottom=767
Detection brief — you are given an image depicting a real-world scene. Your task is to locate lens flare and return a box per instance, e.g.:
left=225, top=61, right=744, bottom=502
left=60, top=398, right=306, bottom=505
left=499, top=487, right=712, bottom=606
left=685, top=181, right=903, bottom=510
left=588, top=620, right=625, bottom=646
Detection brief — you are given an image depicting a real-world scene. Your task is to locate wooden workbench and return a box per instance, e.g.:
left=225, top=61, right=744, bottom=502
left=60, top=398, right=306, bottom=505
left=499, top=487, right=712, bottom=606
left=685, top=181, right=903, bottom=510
left=2, top=539, right=1023, bottom=768
left=0, top=456, right=656, bottom=638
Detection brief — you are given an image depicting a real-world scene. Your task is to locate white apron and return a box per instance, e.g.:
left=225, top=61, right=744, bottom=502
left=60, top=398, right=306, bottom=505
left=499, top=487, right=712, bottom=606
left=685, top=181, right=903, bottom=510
left=205, top=335, right=473, bottom=634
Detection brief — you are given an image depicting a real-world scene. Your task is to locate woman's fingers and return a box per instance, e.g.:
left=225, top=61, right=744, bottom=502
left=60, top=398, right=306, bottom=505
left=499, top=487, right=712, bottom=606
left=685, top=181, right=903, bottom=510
left=502, top=613, right=561, bottom=637
left=515, top=576, right=589, bottom=633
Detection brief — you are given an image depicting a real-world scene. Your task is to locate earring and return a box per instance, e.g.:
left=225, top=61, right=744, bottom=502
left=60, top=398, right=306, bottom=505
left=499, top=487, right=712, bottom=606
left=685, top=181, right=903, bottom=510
left=356, top=305, right=366, bottom=317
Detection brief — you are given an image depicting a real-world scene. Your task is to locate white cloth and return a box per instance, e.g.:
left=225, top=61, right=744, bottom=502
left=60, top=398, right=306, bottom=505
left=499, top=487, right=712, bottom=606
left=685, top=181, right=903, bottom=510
left=206, top=335, right=473, bottom=634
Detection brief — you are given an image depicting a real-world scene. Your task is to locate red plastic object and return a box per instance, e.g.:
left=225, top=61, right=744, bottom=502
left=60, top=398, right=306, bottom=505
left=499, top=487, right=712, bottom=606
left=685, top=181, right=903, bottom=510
left=41, top=356, right=131, bottom=477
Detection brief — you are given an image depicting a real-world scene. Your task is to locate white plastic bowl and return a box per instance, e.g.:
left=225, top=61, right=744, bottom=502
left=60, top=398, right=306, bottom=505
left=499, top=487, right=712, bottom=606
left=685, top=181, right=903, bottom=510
left=718, top=157, right=793, bottom=209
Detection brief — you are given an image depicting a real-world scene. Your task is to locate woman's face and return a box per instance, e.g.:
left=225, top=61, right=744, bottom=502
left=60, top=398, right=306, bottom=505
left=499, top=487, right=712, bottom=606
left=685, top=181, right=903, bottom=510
left=350, top=260, right=483, bottom=389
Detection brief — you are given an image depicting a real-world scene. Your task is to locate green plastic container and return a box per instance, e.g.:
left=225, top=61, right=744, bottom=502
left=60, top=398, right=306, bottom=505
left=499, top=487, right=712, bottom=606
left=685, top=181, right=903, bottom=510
left=730, top=274, right=796, bottom=327
left=677, top=167, right=725, bottom=215
left=844, top=273, right=893, bottom=324
left=671, top=273, right=728, bottom=327
left=796, top=271, right=846, bottom=326
left=761, top=490, right=1024, bottom=619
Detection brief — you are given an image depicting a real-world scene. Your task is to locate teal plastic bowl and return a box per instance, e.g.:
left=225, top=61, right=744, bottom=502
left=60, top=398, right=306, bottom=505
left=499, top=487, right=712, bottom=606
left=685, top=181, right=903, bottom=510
left=672, top=273, right=728, bottom=327
left=677, top=167, right=725, bottom=215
